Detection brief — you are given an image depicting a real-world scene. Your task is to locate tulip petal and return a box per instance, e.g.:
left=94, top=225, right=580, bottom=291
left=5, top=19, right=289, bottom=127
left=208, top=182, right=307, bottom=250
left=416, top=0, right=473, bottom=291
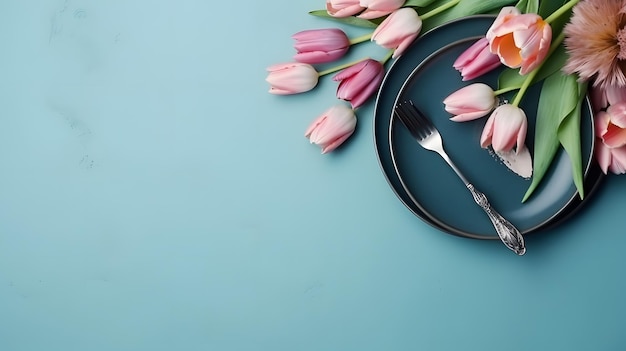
left=360, top=0, right=404, bottom=10
left=326, top=0, right=364, bottom=17
left=459, top=49, right=501, bottom=81
left=492, top=119, right=519, bottom=151
left=358, top=9, right=392, bottom=19
left=601, top=102, right=626, bottom=147
left=609, top=145, right=626, bottom=174
left=450, top=111, right=493, bottom=122
left=305, top=115, right=326, bottom=138
left=516, top=118, right=528, bottom=153
left=495, top=35, right=522, bottom=67
left=516, top=26, right=542, bottom=57
left=602, top=124, right=626, bottom=148
left=607, top=102, right=626, bottom=128
left=321, top=131, right=354, bottom=154
left=492, top=13, right=540, bottom=37
left=333, top=60, right=366, bottom=82
left=487, top=7, right=521, bottom=40
left=480, top=113, right=496, bottom=148
left=393, top=33, right=419, bottom=58
left=595, top=111, right=611, bottom=137
left=453, top=38, right=488, bottom=68
left=294, top=49, right=347, bottom=64
left=356, top=72, right=384, bottom=107
left=518, top=24, right=551, bottom=74
left=595, top=139, right=612, bottom=174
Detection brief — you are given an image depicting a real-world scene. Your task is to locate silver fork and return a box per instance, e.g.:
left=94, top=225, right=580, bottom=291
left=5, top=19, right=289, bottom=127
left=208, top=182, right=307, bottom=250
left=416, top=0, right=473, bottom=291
left=394, top=100, right=526, bottom=256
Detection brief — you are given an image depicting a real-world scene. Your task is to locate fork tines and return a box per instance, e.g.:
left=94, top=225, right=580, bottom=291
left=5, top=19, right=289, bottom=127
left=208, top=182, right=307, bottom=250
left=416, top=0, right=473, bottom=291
left=394, top=100, right=434, bottom=140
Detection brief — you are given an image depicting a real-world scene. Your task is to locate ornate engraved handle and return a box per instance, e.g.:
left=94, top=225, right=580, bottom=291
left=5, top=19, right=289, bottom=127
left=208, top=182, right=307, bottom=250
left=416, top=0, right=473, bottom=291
left=467, top=184, right=526, bottom=255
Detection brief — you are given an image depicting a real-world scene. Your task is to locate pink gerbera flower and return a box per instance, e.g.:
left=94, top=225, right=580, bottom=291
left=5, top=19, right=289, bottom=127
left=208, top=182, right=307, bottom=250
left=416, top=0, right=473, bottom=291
left=563, top=0, right=626, bottom=88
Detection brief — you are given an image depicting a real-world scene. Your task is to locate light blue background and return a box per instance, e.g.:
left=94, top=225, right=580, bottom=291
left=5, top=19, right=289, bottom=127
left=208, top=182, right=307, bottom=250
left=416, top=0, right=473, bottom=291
left=1, top=1, right=625, bottom=350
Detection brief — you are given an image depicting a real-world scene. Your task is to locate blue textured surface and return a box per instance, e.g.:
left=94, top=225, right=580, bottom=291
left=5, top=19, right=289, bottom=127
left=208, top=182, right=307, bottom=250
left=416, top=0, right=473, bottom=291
left=1, top=1, right=625, bottom=350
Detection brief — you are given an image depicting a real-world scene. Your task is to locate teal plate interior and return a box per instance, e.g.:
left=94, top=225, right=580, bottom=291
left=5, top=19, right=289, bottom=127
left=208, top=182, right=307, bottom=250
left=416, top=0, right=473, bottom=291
left=373, top=15, right=604, bottom=239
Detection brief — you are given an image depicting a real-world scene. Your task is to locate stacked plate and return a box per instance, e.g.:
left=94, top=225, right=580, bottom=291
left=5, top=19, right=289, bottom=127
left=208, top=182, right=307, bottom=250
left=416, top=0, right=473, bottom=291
left=373, top=15, right=604, bottom=240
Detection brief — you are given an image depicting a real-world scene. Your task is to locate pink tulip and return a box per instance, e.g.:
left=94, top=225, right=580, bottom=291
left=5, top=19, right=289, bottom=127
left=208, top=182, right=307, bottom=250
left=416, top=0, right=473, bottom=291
left=596, top=102, right=626, bottom=148
left=326, top=0, right=365, bottom=17
left=590, top=84, right=626, bottom=112
left=453, top=37, right=502, bottom=81
left=333, top=58, right=385, bottom=109
left=480, top=104, right=528, bottom=153
left=305, top=105, right=357, bottom=154
left=292, top=28, right=351, bottom=64
left=595, top=100, right=626, bottom=174
left=358, top=0, right=405, bottom=20
left=371, top=8, right=422, bottom=58
left=266, top=62, right=318, bottom=95
left=596, top=139, right=626, bottom=174
left=443, top=83, right=498, bottom=122
left=486, top=6, right=552, bottom=75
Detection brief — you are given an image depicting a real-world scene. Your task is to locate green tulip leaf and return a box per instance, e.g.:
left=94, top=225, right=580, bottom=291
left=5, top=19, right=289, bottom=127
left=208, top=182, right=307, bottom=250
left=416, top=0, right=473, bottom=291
left=308, top=10, right=380, bottom=28
left=516, top=0, right=539, bottom=14
left=421, top=0, right=517, bottom=32
left=404, top=0, right=440, bottom=7
left=538, top=0, right=571, bottom=36
left=537, top=0, right=567, bottom=18
left=498, top=68, right=525, bottom=92
left=522, top=71, right=580, bottom=202
left=558, top=80, right=587, bottom=200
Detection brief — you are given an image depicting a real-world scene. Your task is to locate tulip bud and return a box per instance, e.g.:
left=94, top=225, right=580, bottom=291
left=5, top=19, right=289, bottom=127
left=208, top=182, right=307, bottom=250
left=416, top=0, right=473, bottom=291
left=333, top=59, right=385, bottom=109
left=266, top=63, right=319, bottom=95
left=305, top=105, right=357, bottom=154
left=480, top=104, right=528, bottom=153
left=293, top=28, right=351, bottom=64
left=371, top=8, right=422, bottom=58
left=443, top=83, right=498, bottom=122
left=453, top=38, right=501, bottom=81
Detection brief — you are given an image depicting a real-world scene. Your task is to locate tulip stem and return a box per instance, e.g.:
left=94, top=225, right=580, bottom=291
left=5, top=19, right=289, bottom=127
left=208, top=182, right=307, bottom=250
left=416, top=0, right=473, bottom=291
left=349, top=33, right=373, bottom=45
left=545, top=0, right=579, bottom=24
left=512, top=30, right=566, bottom=106
left=317, top=57, right=369, bottom=76
left=419, top=0, right=461, bottom=21
left=494, top=87, right=519, bottom=96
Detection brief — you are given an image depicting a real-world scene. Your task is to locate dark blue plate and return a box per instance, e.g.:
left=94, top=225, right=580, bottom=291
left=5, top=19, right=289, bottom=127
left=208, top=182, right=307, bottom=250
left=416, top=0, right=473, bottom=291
left=373, top=15, right=603, bottom=239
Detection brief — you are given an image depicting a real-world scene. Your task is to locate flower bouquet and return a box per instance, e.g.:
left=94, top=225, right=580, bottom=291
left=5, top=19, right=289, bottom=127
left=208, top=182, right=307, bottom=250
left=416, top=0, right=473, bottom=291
left=266, top=0, right=626, bottom=202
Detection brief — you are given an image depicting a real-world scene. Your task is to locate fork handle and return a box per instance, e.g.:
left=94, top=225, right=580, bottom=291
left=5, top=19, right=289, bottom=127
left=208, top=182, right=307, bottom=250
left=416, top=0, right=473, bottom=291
left=467, top=184, right=526, bottom=255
